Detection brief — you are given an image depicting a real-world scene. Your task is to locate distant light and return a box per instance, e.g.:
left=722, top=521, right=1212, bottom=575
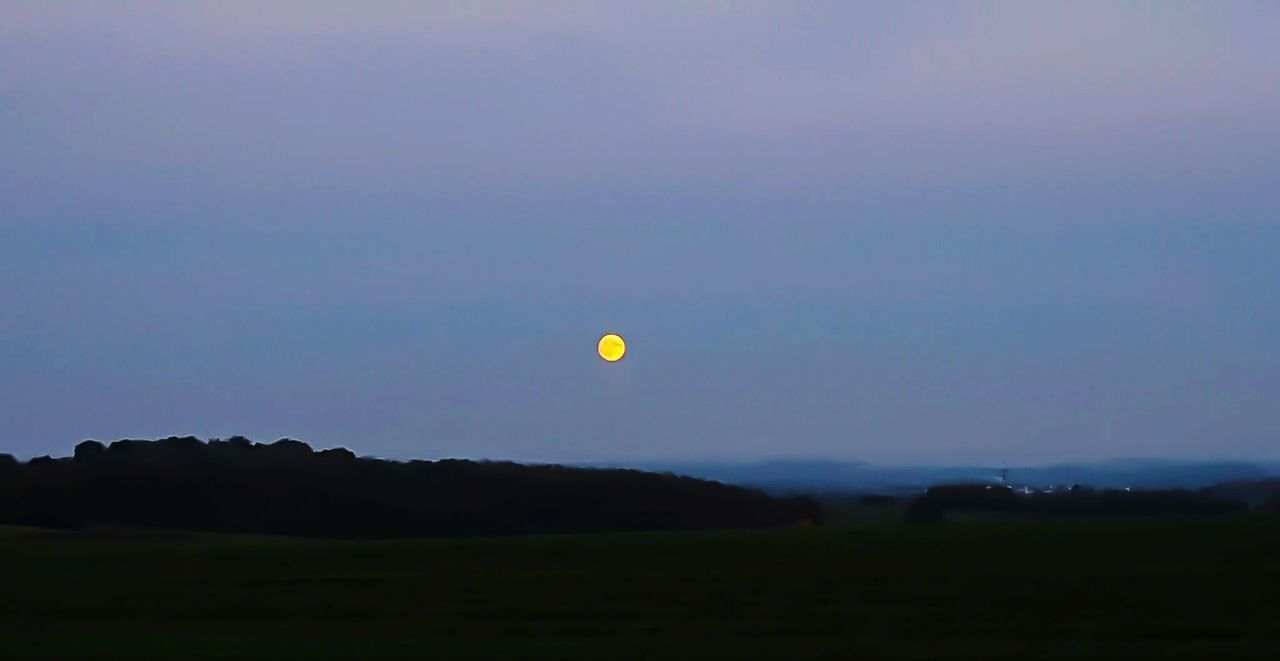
left=597, top=333, right=626, bottom=362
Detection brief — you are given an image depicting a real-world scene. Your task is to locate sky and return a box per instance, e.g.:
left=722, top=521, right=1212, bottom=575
left=2, top=2, right=1279, bottom=465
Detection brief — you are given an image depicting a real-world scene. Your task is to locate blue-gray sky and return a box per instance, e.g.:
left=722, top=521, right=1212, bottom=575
left=2, top=2, right=1279, bottom=464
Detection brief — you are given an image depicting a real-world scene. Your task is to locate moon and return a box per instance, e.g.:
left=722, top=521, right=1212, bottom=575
left=597, top=333, right=626, bottom=362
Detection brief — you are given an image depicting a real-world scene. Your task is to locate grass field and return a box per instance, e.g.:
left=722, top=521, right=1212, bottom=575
left=3, top=516, right=1279, bottom=659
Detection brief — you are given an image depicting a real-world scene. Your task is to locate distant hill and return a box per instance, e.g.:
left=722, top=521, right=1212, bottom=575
left=0, top=438, right=819, bottom=539
left=602, top=458, right=1280, bottom=495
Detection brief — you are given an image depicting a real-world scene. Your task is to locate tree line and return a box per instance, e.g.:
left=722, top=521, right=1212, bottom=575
left=906, top=482, right=1265, bottom=523
left=0, top=437, right=821, bottom=538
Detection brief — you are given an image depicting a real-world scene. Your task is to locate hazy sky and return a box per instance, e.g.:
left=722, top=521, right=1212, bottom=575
left=3, top=2, right=1279, bottom=464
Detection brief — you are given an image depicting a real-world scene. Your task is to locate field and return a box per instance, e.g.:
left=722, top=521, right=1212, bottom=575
left=3, top=516, right=1279, bottom=659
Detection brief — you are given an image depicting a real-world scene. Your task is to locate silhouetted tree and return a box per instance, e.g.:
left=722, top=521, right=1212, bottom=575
left=0, top=437, right=821, bottom=539
left=73, top=440, right=107, bottom=463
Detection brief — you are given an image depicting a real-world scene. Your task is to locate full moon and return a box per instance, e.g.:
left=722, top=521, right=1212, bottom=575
left=597, top=333, right=626, bottom=362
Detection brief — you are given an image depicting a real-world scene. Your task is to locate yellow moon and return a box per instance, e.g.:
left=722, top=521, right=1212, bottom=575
left=597, top=333, right=626, bottom=362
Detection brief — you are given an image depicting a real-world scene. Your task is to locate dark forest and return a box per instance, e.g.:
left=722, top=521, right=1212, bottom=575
left=0, top=437, right=820, bottom=538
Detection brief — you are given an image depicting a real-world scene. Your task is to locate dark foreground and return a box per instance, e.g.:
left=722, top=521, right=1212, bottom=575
left=4, top=516, right=1279, bottom=659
